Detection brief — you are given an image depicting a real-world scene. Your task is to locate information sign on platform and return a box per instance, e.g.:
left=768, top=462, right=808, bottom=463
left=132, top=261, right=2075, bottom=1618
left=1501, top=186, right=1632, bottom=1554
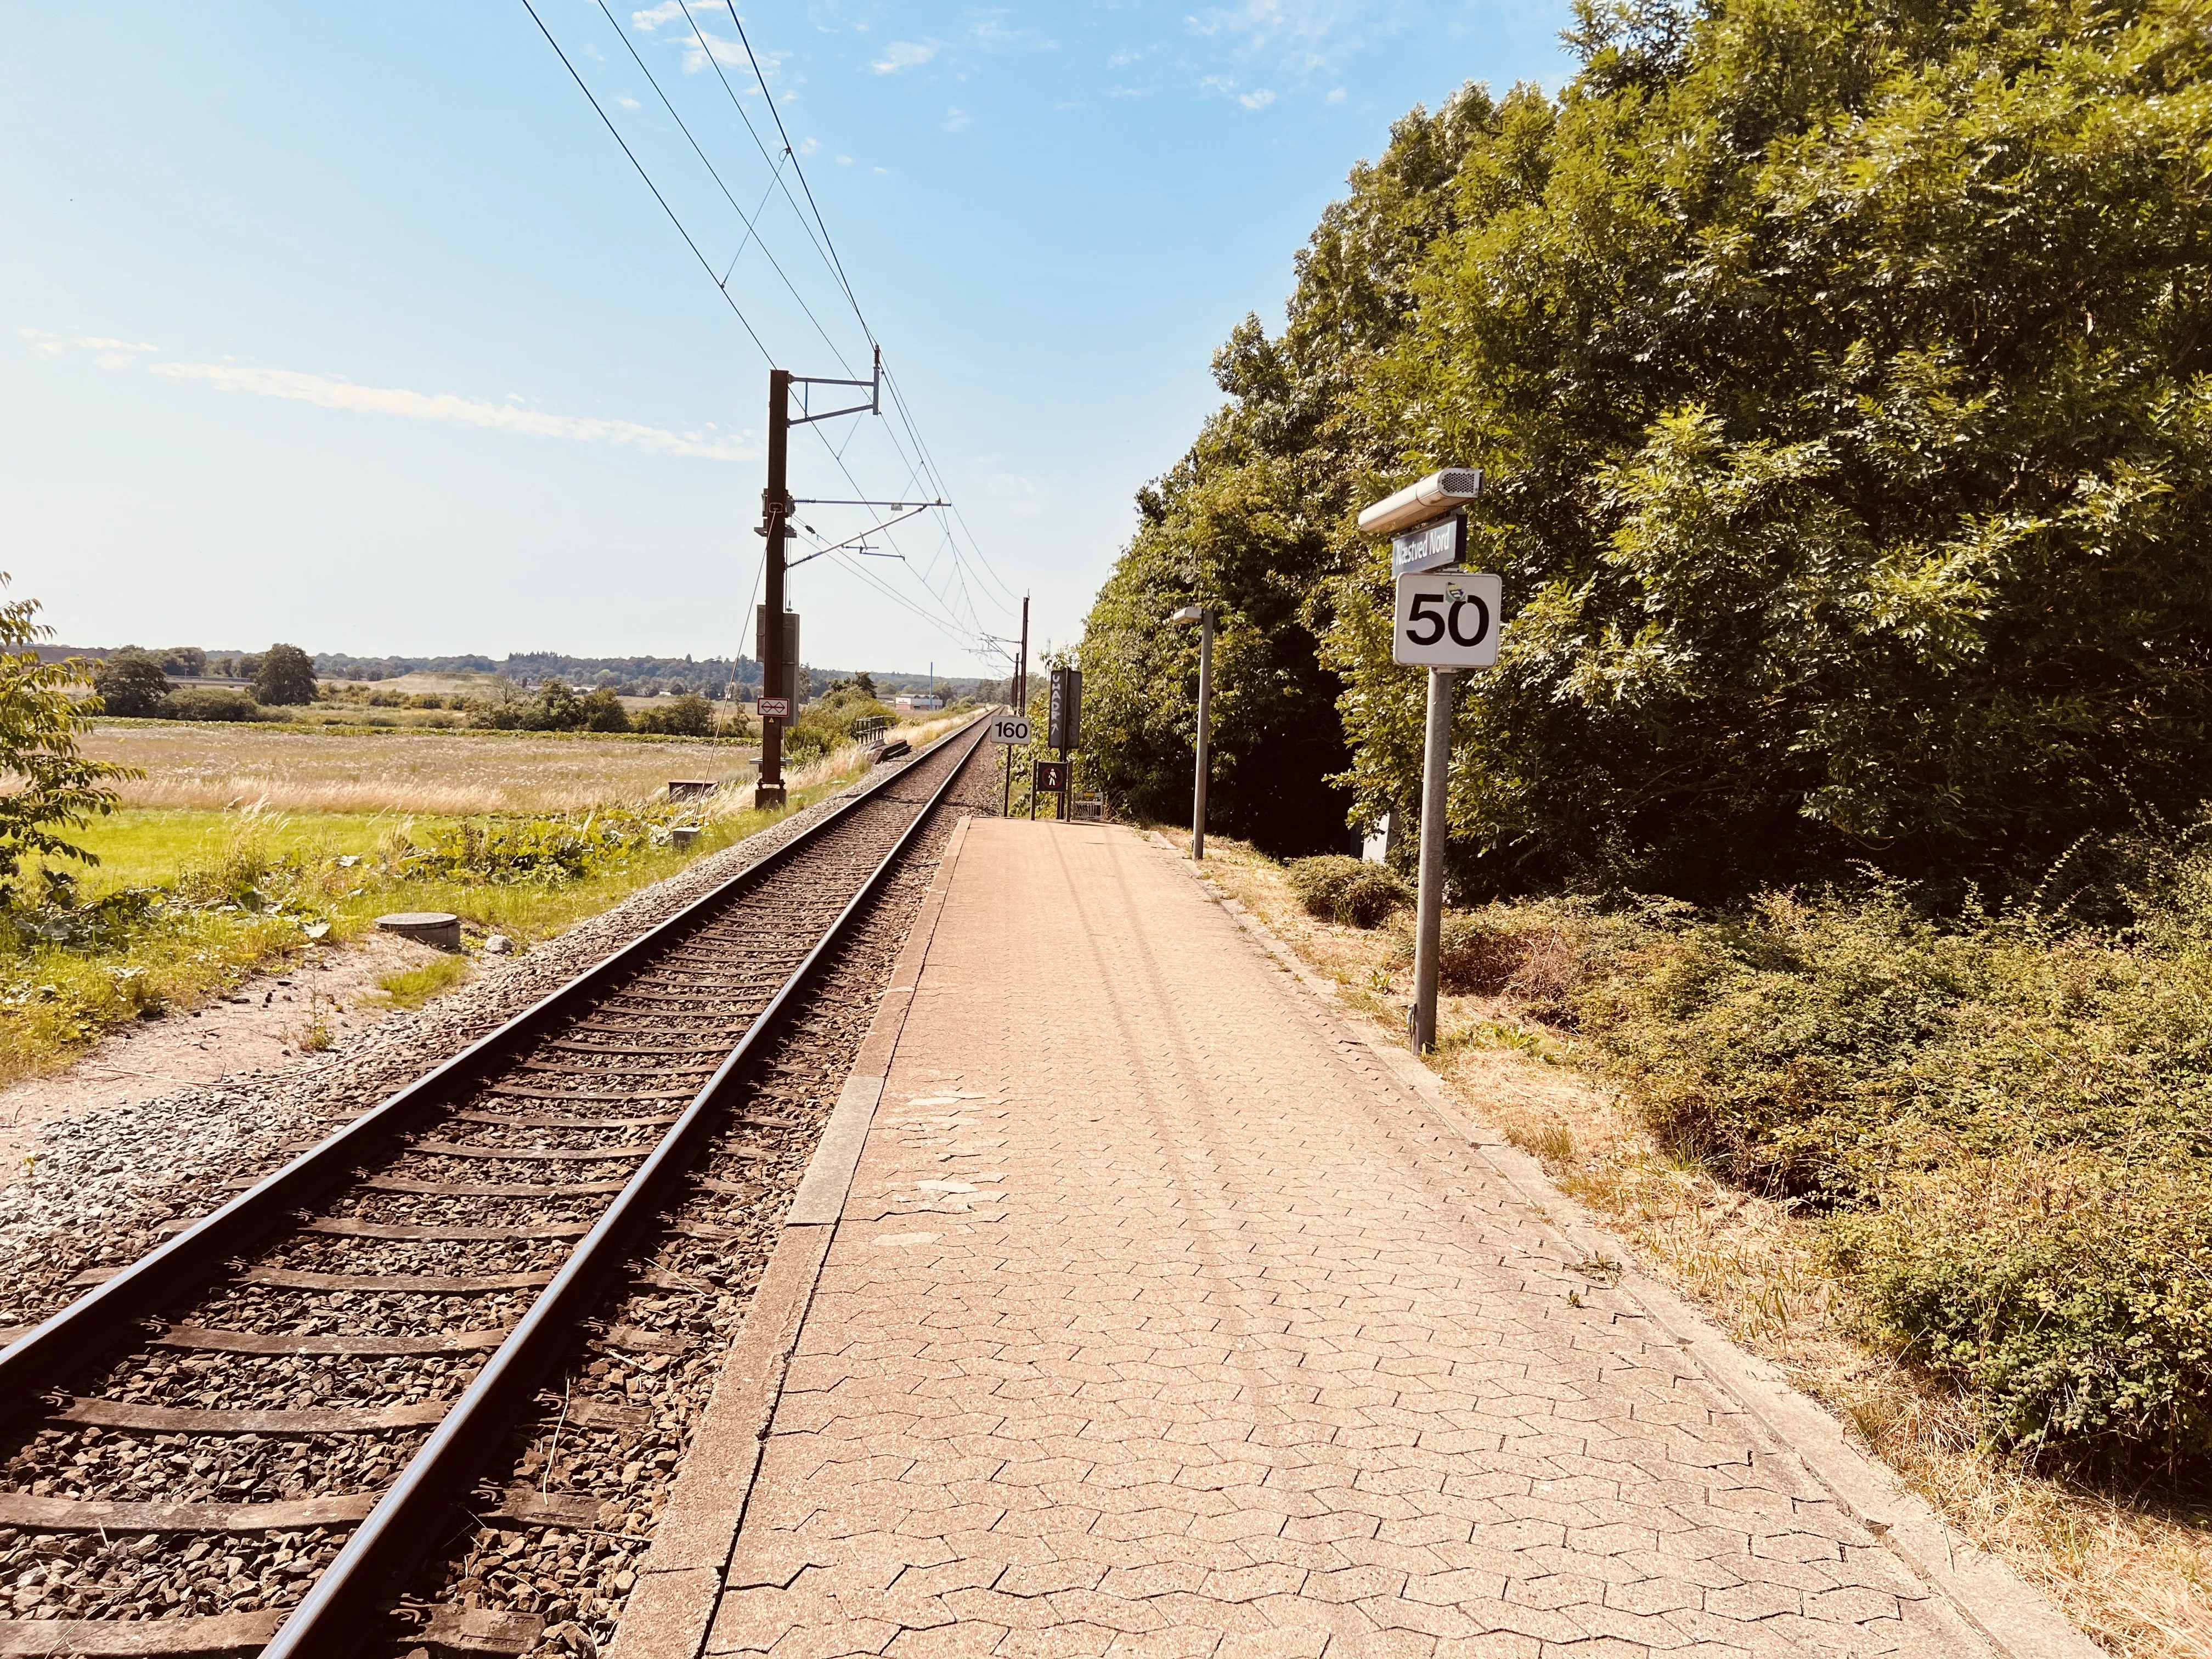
left=1048, top=668, right=1083, bottom=753
left=1391, top=512, right=1466, bottom=579
left=1032, top=760, right=1069, bottom=793
left=1392, top=569, right=1504, bottom=668
left=756, top=696, right=792, bottom=719
left=989, top=715, right=1032, bottom=745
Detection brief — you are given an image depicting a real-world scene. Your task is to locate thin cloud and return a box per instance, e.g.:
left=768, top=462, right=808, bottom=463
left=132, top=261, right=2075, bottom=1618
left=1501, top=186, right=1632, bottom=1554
left=21, top=328, right=160, bottom=364
left=943, top=106, right=973, bottom=132
left=872, top=39, right=940, bottom=72
left=144, top=362, right=756, bottom=461
left=1185, top=0, right=1418, bottom=84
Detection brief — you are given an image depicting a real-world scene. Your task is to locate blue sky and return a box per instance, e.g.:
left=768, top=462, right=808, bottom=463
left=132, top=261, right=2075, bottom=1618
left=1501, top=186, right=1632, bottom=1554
left=2, top=2, right=1575, bottom=680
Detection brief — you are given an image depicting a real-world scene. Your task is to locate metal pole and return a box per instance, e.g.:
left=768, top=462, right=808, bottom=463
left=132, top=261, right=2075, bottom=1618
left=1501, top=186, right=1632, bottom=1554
left=1012, top=595, right=1029, bottom=819
left=754, top=368, right=792, bottom=809
left=1411, top=668, right=1455, bottom=1052
left=1192, top=611, right=1213, bottom=860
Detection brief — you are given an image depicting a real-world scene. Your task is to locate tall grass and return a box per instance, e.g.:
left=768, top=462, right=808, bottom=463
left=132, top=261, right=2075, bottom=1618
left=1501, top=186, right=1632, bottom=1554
left=78, top=726, right=759, bottom=815
left=2, top=736, right=912, bottom=1086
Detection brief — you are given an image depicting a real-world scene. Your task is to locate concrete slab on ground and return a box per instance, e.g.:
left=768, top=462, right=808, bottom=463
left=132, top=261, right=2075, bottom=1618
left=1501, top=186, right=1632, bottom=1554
left=639, top=817, right=2092, bottom=1659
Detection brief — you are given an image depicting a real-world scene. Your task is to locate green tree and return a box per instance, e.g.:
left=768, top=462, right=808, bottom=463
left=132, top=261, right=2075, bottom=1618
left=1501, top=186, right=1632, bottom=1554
left=1085, top=0, right=2212, bottom=896
left=91, top=649, right=171, bottom=718
left=635, top=692, right=715, bottom=737
left=579, top=686, right=631, bottom=732
left=1079, top=90, right=1502, bottom=855
left=0, top=580, right=138, bottom=889
left=528, top=679, right=584, bottom=730
left=252, top=643, right=317, bottom=706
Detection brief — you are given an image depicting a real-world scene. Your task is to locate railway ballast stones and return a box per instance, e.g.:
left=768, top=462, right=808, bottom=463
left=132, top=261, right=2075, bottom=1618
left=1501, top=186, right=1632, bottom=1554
left=375, top=911, right=464, bottom=951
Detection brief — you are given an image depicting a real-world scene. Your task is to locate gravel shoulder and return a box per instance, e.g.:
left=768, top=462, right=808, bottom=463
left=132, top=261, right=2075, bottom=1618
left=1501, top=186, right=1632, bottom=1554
left=0, top=775, right=878, bottom=1333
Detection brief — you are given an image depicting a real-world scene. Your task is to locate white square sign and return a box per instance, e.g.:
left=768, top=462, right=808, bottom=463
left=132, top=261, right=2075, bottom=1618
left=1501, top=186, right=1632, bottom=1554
left=1392, top=569, right=1503, bottom=668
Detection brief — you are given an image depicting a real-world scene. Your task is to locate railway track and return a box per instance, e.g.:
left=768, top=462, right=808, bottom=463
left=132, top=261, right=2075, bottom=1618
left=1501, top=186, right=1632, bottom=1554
left=0, top=715, right=994, bottom=1658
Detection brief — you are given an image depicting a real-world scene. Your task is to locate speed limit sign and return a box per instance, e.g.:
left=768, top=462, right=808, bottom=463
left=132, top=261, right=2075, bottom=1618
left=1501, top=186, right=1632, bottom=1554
left=1392, top=569, right=1503, bottom=668
left=988, top=715, right=1032, bottom=744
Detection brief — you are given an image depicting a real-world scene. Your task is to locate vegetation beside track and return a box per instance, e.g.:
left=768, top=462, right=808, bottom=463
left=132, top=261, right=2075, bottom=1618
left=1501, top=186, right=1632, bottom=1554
left=1180, top=831, right=2212, bottom=1657
left=0, top=730, right=950, bottom=1087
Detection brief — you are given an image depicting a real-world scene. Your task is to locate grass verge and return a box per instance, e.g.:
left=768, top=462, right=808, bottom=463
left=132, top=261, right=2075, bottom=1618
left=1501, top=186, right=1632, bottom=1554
left=4, top=735, right=921, bottom=1086
left=1172, top=830, right=2212, bottom=1659
left=377, top=954, right=472, bottom=1009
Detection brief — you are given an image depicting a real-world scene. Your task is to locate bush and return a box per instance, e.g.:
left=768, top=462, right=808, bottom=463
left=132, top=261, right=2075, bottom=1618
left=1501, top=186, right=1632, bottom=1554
left=1432, top=904, right=1593, bottom=1002
left=1286, top=855, right=1409, bottom=928
left=1567, top=873, right=2212, bottom=1469
left=1833, top=1154, right=2212, bottom=1470
left=163, top=687, right=262, bottom=722
left=89, top=650, right=171, bottom=718
left=633, top=693, right=714, bottom=737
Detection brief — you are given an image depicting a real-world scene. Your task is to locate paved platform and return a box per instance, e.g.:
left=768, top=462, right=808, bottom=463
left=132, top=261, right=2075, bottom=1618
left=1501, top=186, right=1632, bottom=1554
left=665, top=819, right=2071, bottom=1659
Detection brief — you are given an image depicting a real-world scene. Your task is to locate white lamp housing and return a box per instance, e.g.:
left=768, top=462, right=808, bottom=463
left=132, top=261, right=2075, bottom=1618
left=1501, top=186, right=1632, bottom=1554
left=1356, top=469, right=1483, bottom=538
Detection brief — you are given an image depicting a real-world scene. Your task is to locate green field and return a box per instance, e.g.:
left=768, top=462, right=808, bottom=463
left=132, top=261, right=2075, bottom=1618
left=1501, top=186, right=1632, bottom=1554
left=63, top=809, right=402, bottom=895
left=4, top=725, right=944, bottom=1085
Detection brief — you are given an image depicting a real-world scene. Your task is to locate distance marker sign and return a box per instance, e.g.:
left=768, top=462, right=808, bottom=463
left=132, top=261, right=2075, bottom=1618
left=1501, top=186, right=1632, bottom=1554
left=1392, top=569, right=1503, bottom=668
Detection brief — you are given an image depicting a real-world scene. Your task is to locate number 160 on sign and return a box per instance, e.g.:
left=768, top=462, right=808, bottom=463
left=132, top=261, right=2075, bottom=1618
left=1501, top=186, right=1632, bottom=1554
left=1392, top=569, right=1503, bottom=668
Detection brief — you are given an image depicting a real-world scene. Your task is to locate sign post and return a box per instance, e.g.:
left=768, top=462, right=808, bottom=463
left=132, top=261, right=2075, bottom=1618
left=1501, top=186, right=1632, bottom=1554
left=1356, top=469, right=1491, bottom=1054
left=1048, top=667, right=1082, bottom=823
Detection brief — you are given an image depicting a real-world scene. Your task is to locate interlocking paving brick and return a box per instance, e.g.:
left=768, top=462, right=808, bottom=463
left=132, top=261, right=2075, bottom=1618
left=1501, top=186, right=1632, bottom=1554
left=706, top=822, right=1997, bottom=1659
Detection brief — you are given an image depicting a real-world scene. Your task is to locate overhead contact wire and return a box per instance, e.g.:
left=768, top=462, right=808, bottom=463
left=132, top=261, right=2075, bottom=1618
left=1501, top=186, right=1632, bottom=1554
left=521, top=0, right=772, bottom=362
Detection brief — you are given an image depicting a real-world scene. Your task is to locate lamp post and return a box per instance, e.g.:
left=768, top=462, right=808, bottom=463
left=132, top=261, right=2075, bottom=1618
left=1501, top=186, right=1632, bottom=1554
left=1172, top=605, right=1212, bottom=860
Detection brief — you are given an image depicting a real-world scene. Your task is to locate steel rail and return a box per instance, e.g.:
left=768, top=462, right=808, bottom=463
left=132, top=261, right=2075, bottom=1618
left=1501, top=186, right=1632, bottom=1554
left=0, top=713, right=986, bottom=1413
left=262, top=713, right=990, bottom=1656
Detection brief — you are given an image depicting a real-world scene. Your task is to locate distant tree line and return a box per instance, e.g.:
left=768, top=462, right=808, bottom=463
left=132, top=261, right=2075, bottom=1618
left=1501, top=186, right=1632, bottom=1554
left=90, top=645, right=315, bottom=721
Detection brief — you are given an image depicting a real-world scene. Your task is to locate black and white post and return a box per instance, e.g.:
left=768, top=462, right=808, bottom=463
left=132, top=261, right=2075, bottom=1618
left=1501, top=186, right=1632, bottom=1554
left=1357, top=468, right=1492, bottom=1053
left=1173, top=605, right=1213, bottom=860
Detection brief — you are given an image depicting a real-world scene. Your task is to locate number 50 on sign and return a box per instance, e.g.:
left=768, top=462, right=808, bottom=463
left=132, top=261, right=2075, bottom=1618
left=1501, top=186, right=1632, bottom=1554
left=1393, top=569, right=1503, bottom=668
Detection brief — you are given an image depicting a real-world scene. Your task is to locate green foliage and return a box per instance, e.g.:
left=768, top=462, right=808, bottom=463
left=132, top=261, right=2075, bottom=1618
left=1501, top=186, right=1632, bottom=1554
left=782, top=686, right=896, bottom=766
left=252, top=643, right=317, bottom=707
left=380, top=811, right=667, bottom=884
left=1570, top=870, right=2212, bottom=1469
left=379, top=952, right=471, bottom=1008
left=579, top=686, right=630, bottom=732
left=0, top=583, right=137, bottom=891
left=1084, top=0, right=2212, bottom=896
left=91, top=650, right=171, bottom=718
left=164, top=687, right=263, bottom=723
left=631, top=692, right=715, bottom=737
left=1286, top=855, right=1410, bottom=927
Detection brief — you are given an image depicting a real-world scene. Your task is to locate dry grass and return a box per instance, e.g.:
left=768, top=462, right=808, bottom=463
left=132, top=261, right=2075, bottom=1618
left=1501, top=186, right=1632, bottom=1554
left=80, top=724, right=758, bottom=815
left=1173, top=830, right=2212, bottom=1659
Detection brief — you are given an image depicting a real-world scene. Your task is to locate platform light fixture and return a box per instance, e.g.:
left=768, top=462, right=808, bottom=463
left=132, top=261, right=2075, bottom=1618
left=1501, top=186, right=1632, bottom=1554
left=1172, top=605, right=1213, bottom=861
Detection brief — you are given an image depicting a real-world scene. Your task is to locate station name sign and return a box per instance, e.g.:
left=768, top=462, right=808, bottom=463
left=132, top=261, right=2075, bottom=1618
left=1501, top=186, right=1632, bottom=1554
left=1391, top=511, right=1466, bottom=579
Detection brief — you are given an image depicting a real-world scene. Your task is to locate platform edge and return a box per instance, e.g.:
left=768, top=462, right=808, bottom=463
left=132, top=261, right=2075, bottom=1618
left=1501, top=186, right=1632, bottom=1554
left=1145, top=831, right=2097, bottom=1659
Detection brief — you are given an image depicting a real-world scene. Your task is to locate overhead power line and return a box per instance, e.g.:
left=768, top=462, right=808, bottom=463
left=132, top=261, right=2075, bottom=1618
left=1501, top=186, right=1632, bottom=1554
left=518, top=0, right=770, bottom=363
left=525, top=0, right=1017, bottom=656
